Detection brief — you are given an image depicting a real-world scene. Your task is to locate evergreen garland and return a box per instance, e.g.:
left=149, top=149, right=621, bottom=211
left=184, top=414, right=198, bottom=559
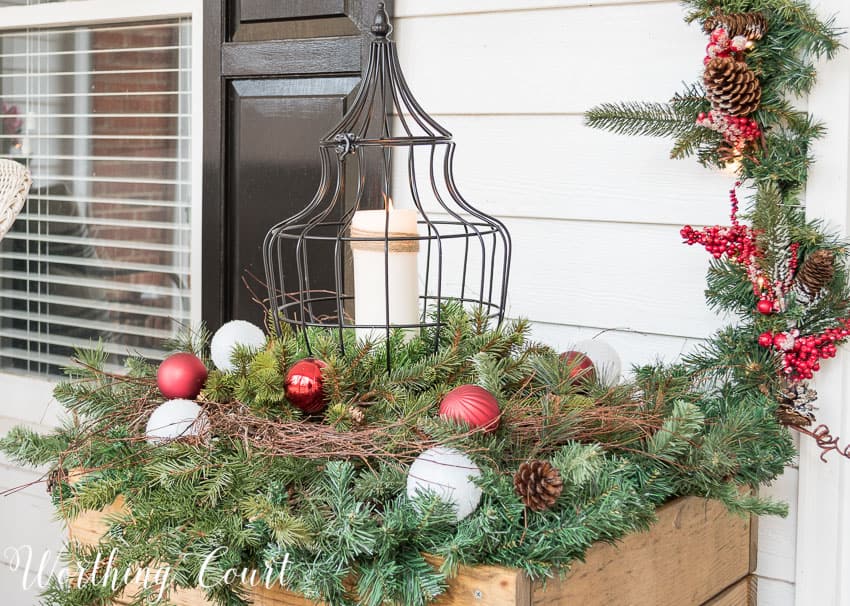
left=588, top=0, right=846, bottom=429
left=1, top=307, right=793, bottom=606
left=1, top=1, right=843, bottom=604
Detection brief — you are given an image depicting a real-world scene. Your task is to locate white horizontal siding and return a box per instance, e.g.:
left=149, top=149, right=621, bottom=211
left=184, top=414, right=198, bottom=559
left=0, top=563, right=44, bottom=606
left=394, top=2, right=703, bottom=115
left=395, top=0, right=660, bottom=17
left=757, top=465, right=798, bottom=601
left=397, top=2, right=797, bottom=605
left=759, top=578, right=796, bottom=606
left=504, top=218, right=722, bottom=338
left=0, top=448, right=64, bottom=606
left=394, top=115, right=735, bottom=227
left=0, top=376, right=64, bottom=605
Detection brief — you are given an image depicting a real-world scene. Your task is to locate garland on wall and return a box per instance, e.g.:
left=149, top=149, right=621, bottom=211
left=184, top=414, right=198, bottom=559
left=586, top=0, right=847, bottom=450
left=0, top=2, right=843, bottom=606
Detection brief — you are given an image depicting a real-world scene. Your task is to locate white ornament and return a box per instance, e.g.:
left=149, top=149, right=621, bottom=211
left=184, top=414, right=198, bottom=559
left=573, top=339, right=622, bottom=387
left=210, top=320, right=266, bottom=372
left=406, top=446, right=482, bottom=521
left=146, top=399, right=209, bottom=444
left=731, top=35, right=749, bottom=51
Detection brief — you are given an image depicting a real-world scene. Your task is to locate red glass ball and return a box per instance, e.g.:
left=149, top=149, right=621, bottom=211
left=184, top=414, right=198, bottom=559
left=757, top=300, right=774, bottom=315
left=285, top=359, right=329, bottom=414
left=439, top=385, right=500, bottom=433
left=559, top=351, right=597, bottom=387
left=157, top=353, right=208, bottom=400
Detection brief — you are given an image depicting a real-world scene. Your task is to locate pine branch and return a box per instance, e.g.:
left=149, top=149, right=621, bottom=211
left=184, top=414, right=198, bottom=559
left=584, top=102, right=697, bottom=138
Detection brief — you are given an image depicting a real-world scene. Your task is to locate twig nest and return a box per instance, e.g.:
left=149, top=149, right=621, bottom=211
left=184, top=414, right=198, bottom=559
left=406, top=446, right=482, bottom=521
left=146, top=399, right=209, bottom=444
left=438, top=385, right=500, bottom=433
left=210, top=320, right=266, bottom=372
left=572, top=339, right=622, bottom=387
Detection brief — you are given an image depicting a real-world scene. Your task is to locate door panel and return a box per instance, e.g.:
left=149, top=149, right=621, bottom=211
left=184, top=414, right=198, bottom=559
left=226, top=77, right=360, bottom=325
left=221, top=37, right=361, bottom=77
left=203, top=0, right=389, bottom=329
left=238, top=0, right=347, bottom=22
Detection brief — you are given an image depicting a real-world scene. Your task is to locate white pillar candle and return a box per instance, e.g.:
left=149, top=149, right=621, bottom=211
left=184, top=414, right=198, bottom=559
left=350, top=206, right=419, bottom=342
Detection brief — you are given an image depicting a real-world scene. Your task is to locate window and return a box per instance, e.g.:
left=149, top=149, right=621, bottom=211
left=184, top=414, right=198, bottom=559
left=0, top=1, right=200, bottom=376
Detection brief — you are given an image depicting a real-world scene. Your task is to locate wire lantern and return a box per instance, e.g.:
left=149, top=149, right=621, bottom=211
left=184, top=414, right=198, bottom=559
left=263, top=3, right=511, bottom=368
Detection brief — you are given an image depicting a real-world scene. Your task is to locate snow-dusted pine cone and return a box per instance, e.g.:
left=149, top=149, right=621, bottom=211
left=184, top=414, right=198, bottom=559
left=514, top=460, right=563, bottom=511
left=703, top=12, right=768, bottom=41
left=348, top=405, right=366, bottom=426
left=776, top=381, right=817, bottom=427
left=704, top=57, right=762, bottom=117
left=796, top=249, right=835, bottom=298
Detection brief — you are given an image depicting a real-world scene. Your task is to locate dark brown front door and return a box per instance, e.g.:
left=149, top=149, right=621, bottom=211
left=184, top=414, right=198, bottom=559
left=202, top=0, right=387, bottom=329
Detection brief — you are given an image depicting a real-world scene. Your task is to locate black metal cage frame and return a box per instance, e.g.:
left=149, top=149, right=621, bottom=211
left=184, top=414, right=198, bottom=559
left=263, top=3, right=511, bottom=367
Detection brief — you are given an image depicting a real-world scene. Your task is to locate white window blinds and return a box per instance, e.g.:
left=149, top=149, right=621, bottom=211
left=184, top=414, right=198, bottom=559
left=0, top=18, right=192, bottom=374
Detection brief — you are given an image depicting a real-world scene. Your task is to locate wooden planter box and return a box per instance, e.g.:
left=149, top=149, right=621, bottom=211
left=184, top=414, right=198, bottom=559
left=69, top=496, right=756, bottom=606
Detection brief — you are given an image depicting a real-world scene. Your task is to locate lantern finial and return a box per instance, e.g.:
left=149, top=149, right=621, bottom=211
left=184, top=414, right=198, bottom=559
left=371, top=3, right=390, bottom=37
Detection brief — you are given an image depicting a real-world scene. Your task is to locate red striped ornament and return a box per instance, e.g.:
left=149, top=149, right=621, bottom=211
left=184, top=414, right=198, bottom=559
left=439, top=385, right=500, bottom=433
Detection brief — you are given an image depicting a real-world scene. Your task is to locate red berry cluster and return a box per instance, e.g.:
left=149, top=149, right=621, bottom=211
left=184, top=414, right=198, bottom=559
left=697, top=110, right=762, bottom=150
left=681, top=223, right=758, bottom=261
left=704, top=27, right=751, bottom=64
left=681, top=186, right=759, bottom=263
left=760, top=321, right=850, bottom=380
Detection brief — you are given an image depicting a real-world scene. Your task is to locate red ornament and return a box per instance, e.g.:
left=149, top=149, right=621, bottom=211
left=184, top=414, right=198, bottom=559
left=439, top=385, right=500, bottom=433
left=157, top=353, right=208, bottom=400
left=773, top=332, right=796, bottom=352
left=757, top=332, right=773, bottom=348
left=285, top=359, right=329, bottom=414
left=559, top=351, right=597, bottom=387
left=757, top=299, right=774, bottom=315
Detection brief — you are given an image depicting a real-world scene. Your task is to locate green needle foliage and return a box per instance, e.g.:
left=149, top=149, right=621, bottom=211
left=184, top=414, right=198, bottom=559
left=1, top=305, right=794, bottom=606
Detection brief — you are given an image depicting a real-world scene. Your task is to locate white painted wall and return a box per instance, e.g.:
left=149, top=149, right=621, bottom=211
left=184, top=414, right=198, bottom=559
left=0, top=376, right=63, bottom=606
left=795, top=1, right=850, bottom=604
left=393, top=0, right=804, bottom=603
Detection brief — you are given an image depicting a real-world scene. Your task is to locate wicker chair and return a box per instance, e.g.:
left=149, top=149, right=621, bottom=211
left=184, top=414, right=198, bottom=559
left=0, top=159, right=32, bottom=242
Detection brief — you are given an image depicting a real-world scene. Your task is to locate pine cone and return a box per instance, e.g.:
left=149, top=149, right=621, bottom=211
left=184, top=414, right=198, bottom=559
left=46, top=467, right=67, bottom=494
left=348, top=405, right=365, bottom=426
left=704, top=57, right=762, bottom=117
left=514, top=461, right=563, bottom=511
left=776, top=380, right=816, bottom=427
left=796, top=249, right=835, bottom=298
left=703, top=12, right=768, bottom=40
left=777, top=405, right=813, bottom=427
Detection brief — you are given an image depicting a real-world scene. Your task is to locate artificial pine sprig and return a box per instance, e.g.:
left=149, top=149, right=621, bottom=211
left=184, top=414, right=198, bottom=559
left=1, top=305, right=794, bottom=606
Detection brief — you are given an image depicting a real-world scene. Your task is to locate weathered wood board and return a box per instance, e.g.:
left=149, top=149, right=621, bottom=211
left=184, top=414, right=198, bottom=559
left=69, top=496, right=754, bottom=606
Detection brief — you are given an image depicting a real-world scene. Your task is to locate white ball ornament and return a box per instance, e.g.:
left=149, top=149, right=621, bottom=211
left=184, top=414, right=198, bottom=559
left=573, top=339, right=622, bottom=387
left=406, top=446, right=482, bottom=521
left=210, top=320, right=266, bottom=372
left=146, top=399, right=209, bottom=444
